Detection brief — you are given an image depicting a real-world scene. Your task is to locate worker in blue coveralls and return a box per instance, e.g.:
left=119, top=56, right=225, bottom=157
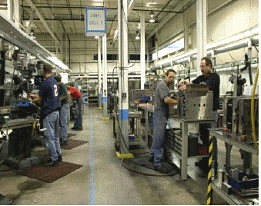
left=29, top=63, right=62, bottom=167
left=179, top=56, right=220, bottom=175
left=148, top=69, right=177, bottom=173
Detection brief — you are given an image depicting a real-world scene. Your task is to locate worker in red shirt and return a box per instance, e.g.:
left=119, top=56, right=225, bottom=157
left=68, top=84, right=83, bottom=131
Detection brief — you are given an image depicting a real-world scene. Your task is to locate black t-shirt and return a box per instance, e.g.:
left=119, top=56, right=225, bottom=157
left=192, top=72, right=220, bottom=111
left=39, top=76, right=61, bottom=118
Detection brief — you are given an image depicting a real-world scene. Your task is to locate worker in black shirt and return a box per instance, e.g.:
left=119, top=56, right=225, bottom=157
left=179, top=57, right=220, bottom=174
left=54, top=75, right=69, bottom=146
left=30, top=64, right=62, bottom=167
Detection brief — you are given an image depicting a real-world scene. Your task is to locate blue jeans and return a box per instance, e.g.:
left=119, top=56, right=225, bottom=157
left=74, top=97, right=83, bottom=129
left=43, top=110, right=61, bottom=161
left=60, top=103, right=69, bottom=141
left=149, top=110, right=167, bottom=166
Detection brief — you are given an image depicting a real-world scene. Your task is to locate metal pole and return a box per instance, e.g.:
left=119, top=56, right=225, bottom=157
left=102, top=35, right=108, bottom=119
left=118, top=0, right=129, bottom=155
left=140, top=12, right=146, bottom=89
left=196, top=0, right=207, bottom=76
left=98, top=38, right=102, bottom=109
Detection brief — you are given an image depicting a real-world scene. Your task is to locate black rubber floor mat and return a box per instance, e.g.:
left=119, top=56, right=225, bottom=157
left=61, top=139, right=88, bottom=150
left=130, top=158, right=179, bottom=175
left=17, top=161, right=83, bottom=183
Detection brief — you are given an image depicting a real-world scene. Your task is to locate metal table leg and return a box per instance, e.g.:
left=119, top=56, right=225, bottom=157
left=181, top=122, right=188, bottom=180
left=225, top=143, right=232, bottom=172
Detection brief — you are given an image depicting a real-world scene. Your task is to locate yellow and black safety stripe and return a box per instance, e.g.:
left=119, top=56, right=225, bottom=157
left=207, top=135, right=213, bottom=205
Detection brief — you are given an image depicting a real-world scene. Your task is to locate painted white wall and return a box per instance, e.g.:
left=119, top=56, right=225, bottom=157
left=151, top=0, right=259, bottom=61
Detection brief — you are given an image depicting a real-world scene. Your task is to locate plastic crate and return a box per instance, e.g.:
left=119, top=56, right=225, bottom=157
left=227, top=172, right=259, bottom=192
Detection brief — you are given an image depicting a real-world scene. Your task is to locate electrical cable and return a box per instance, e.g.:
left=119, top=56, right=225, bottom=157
left=115, top=112, right=130, bottom=151
left=254, top=46, right=259, bottom=53
left=121, top=158, right=179, bottom=177
left=228, top=52, right=236, bottom=62
left=251, top=66, right=258, bottom=152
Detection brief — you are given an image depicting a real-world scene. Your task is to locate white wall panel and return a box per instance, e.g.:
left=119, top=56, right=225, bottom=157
left=158, top=13, right=184, bottom=46
left=207, top=0, right=258, bottom=44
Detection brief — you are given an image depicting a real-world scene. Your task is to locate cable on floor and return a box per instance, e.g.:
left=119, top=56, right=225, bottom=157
left=121, top=159, right=179, bottom=177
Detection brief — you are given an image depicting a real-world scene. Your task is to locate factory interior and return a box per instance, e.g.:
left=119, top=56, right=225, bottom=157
left=0, top=0, right=259, bottom=205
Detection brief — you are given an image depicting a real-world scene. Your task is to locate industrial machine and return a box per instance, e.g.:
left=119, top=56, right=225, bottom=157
left=177, top=84, right=213, bottom=120
left=223, top=96, right=259, bottom=136
left=0, top=49, right=46, bottom=170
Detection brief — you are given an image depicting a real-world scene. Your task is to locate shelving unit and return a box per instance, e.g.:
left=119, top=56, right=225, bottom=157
left=209, top=129, right=259, bottom=205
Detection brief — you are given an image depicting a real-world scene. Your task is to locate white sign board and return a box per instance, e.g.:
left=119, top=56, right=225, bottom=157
left=85, top=8, right=106, bottom=37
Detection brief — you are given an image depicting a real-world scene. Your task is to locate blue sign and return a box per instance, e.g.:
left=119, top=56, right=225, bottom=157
left=85, top=8, right=107, bottom=37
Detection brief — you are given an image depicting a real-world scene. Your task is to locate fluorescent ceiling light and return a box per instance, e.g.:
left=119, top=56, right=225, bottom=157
left=135, top=31, right=140, bottom=40
left=48, top=56, right=69, bottom=70
left=149, top=11, right=155, bottom=23
left=146, top=2, right=157, bottom=6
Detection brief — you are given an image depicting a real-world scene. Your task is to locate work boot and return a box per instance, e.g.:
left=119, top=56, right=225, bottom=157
left=148, top=156, right=154, bottom=162
left=58, top=155, right=62, bottom=162
left=154, top=164, right=168, bottom=174
left=44, top=160, right=59, bottom=167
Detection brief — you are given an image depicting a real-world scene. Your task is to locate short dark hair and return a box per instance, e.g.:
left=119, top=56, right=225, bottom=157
left=201, top=57, right=212, bottom=68
left=166, top=69, right=176, bottom=76
left=54, top=75, right=61, bottom=82
left=43, top=63, right=52, bottom=74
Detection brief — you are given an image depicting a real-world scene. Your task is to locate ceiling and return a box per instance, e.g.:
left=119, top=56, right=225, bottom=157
left=0, top=0, right=188, bottom=40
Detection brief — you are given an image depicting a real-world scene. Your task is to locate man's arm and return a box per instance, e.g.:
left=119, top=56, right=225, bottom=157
left=60, top=95, right=68, bottom=101
left=29, top=94, right=42, bottom=103
left=164, top=97, right=177, bottom=105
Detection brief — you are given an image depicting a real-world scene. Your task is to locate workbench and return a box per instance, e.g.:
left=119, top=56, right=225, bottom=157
left=171, top=118, right=215, bottom=180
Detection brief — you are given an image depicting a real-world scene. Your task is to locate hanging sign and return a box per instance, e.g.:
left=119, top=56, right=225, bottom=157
left=85, top=8, right=107, bottom=37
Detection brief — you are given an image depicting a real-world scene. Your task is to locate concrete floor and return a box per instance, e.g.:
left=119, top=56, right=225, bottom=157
left=0, top=106, right=258, bottom=205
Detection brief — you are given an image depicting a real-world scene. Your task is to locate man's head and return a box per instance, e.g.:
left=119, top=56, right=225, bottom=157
left=165, top=69, right=176, bottom=85
left=42, top=63, right=53, bottom=77
left=54, top=75, right=62, bottom=83
left=200, top=57, right=212, bottom=77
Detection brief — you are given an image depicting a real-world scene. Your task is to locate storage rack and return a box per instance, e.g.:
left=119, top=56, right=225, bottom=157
left=209, top=128, right=259, bottom=205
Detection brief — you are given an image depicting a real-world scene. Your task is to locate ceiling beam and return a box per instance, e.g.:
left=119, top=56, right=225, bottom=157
left=22, top=17, right=153, bottom=23
left=24, top=0, right=61, bottom=47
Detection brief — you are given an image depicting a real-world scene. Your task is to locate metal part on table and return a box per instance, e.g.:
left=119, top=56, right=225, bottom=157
left=130, top=89, right=154, bottom=104
left=177, top=85, right=213, bottom=120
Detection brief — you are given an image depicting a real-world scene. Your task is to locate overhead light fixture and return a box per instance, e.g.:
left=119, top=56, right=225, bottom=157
left=48, top=56, right=69, bottom=70
left=94, top=36, right=99, bottom=39
left=135, top=31, right=140, bottom=40
left=146, top=2, right=157, bottom=6
left=149, top=11, right=155, bottom=23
